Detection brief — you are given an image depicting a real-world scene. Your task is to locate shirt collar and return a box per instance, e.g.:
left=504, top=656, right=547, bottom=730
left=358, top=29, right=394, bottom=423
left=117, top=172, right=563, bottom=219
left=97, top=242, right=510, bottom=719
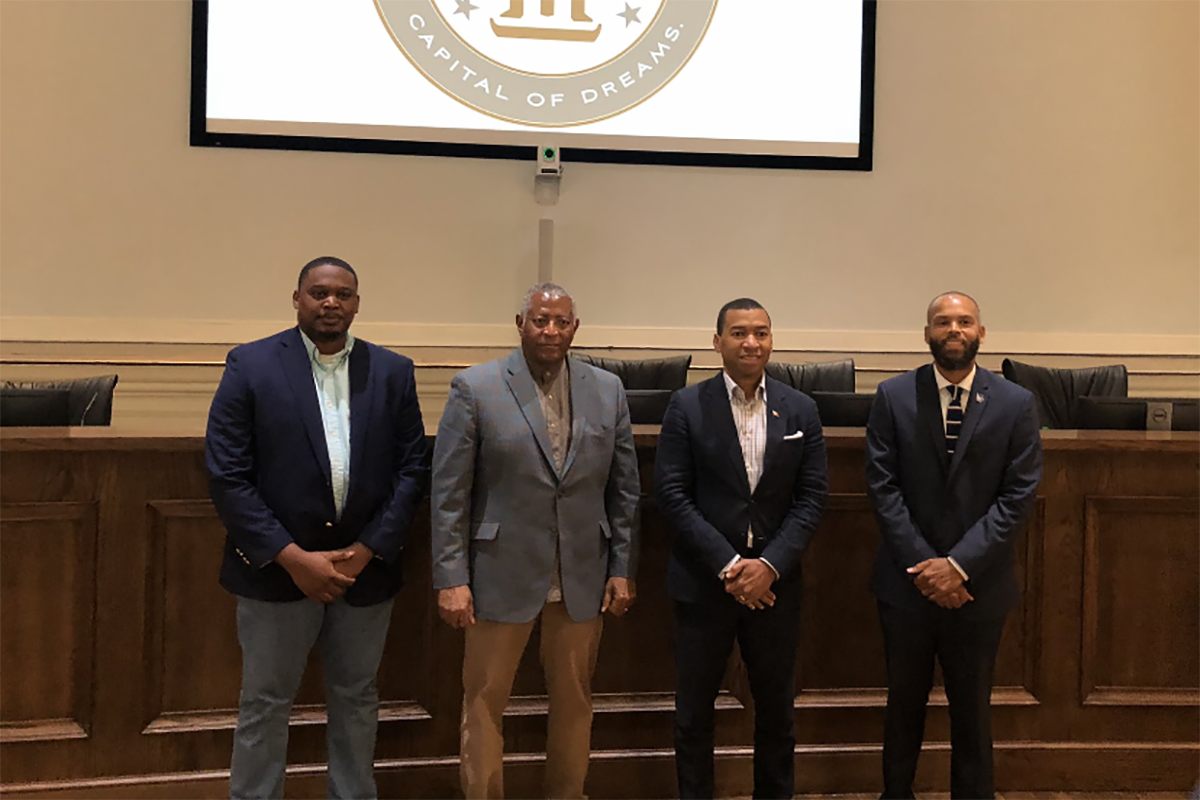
left=933, top=363, right=976, bottom=396
left=525, top=354, right=568, bottom=390
left=300, top=328, right=354, bottom=367
left=722, top=370, right=767, bottom=404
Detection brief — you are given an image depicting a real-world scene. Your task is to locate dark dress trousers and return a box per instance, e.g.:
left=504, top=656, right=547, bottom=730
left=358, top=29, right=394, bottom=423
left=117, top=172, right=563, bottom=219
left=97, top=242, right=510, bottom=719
left=865, top=365, right=1042, bottom=799
left=655, top=374, right=828, bottom=799
left=206, top=327, right=428, bottom=606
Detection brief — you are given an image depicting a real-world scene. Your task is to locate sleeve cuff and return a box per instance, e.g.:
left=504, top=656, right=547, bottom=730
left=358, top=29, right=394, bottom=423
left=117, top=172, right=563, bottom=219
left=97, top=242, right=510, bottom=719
left=759, top=558, right=781, bottom=581
left=718, top=554, right=742, bottom=580
left=947, top=556, right=969, bottom=582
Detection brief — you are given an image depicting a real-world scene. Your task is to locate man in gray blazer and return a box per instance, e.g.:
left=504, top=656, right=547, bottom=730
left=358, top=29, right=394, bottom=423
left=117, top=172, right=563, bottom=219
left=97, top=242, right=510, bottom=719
left=432, top=282, right=641, bottom=800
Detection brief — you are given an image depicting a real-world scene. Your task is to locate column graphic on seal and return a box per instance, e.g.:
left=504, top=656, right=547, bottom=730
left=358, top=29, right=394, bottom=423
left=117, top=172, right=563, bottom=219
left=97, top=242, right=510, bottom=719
left=492, top=0, right=602, bottom=41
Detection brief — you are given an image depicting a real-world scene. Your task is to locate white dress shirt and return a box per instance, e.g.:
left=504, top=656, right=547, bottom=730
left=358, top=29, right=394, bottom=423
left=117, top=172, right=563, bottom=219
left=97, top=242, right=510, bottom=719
left=719, top=371, right=779, bottom=582
left=301, top=330, right=354, bottom=520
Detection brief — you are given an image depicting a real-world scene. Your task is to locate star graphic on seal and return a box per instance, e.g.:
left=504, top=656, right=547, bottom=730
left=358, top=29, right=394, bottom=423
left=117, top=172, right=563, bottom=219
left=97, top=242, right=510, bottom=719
left=453, top=0, right=479, bottom=20
left=617, top=3, right=642, bottom=27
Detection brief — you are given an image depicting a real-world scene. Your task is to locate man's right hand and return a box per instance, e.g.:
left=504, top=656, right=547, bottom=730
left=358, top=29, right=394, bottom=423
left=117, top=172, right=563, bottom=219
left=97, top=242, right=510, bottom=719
left=438, top=586, right=476, bottom=628
left=929, top=585, right=974, bottom=609
left=274, top=544, right=356, bottom=603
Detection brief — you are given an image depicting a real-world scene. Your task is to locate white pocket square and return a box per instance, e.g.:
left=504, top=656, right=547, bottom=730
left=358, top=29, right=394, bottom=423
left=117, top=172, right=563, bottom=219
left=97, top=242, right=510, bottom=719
left=783, top=431, right=804, bottom=441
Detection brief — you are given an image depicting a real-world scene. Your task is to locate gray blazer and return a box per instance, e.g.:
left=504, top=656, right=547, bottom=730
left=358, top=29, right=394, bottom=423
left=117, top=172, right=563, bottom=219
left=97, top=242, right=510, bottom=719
left=431, top=349, right=641, bottom=624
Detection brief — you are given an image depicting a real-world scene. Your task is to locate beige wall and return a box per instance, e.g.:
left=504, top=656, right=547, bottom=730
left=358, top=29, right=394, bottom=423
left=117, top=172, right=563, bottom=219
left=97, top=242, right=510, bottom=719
left=2, top=0, right=1197, bottom=424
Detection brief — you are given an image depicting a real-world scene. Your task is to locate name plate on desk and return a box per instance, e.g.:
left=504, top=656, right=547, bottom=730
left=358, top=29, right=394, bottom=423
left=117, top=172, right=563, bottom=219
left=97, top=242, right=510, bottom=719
left=1146, top=401, right=1173, bottom=431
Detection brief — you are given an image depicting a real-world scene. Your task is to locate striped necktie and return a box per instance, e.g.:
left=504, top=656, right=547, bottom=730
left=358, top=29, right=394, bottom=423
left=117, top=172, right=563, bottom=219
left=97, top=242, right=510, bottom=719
left=946, top=385, right=964, bottom=455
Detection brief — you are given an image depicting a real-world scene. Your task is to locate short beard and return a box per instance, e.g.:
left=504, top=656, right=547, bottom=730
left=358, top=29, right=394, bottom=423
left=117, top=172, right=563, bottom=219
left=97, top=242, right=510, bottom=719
left=308, top=326, right=344, bottom=342
left=929, top=336, right=980, bottom=372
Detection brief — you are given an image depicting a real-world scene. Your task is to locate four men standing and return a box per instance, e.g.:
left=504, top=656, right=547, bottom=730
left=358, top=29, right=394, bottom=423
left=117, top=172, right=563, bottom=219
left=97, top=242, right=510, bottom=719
left=206, top=269, right=1042, bottom=799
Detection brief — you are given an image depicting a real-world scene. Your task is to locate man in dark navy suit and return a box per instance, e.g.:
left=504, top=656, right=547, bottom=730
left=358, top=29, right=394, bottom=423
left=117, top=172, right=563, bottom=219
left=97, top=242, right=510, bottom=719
left=655, top=298, right=828, bottom=799
left=866, top=292, right=1042, bottom=800
left=206, top=256, right=427, bottom=800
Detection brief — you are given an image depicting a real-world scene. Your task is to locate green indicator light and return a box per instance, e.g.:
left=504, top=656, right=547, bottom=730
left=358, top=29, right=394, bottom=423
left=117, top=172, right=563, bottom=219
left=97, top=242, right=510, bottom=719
left=543, top=147, right=556, bottom=160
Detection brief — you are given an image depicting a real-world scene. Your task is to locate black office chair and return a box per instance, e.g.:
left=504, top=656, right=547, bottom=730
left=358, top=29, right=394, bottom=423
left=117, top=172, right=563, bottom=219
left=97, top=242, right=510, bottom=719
left=1000, top=358, right=1126, bottom=429
left=571, top=354, right=691, bottom=424
left=765, top=358, right=855, bottom=395
left=1, top=374, right=119, bottom=426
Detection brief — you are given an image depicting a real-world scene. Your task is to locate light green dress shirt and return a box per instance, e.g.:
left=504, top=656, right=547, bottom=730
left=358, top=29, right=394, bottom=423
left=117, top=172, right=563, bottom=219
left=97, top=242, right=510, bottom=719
left=300, top=330, right=354, bottom=520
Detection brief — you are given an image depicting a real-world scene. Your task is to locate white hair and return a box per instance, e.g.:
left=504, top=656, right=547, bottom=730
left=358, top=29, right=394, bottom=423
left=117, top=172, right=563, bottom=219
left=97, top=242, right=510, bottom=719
left=520, top=282, right=575, bottom=317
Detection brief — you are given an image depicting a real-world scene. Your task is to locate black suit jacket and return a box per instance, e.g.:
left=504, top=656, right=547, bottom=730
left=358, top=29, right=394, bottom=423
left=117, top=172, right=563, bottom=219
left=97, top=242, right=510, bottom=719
left=865, top=365, right=1042, bottom=619
left=205, top=328, right=428, bottom=606
left=654, top=373, right=829, bottom=603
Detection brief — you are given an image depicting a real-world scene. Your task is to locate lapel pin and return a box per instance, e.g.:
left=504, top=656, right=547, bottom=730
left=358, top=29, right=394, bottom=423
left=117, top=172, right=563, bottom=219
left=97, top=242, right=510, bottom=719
left=976, top=393, right=985, bottom=403
left=772, top=410, right=779, bottom=417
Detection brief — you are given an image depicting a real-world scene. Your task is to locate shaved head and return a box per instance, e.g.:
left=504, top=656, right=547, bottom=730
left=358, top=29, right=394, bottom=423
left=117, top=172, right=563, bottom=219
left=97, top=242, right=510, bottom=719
left=927, top=292, right=981, bottom=324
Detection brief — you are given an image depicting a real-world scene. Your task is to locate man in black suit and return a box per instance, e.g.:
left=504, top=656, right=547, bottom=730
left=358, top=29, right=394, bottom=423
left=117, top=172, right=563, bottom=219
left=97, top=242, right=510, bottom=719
left=865, top=291, right=1042, bottom=800
left=655, top=298, right=828, bottom=799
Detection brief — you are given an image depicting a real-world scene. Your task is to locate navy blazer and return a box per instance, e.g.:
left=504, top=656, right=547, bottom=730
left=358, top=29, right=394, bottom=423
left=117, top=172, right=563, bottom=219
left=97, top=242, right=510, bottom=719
left=865, top=364, right=1042, bottom=619
left=654, top=374, right=829, bottom=603
left=205, top=328, right=428, bottom=606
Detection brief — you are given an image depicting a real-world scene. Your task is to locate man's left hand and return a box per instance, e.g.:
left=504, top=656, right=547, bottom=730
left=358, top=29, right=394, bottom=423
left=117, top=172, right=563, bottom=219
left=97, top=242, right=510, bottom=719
left=725, top=559, right=776, bottom=609
left=602, top=577, right=636, bottom=616
left=333, top=544, right=375, bottom=580
left=908, top=558, right=964, bottom=599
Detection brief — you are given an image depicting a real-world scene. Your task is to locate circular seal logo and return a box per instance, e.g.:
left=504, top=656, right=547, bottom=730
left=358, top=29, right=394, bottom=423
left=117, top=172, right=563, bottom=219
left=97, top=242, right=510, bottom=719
left=375, top=0, right=719, bottom=127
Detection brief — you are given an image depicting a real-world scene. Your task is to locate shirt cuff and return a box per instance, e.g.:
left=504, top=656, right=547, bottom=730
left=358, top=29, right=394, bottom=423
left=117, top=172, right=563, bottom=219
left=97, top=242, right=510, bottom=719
left=759, top=558, right=781, bottom=581
left=947, top=556, right=969, bottom=582
left=718, top=554, right=742, bottom=580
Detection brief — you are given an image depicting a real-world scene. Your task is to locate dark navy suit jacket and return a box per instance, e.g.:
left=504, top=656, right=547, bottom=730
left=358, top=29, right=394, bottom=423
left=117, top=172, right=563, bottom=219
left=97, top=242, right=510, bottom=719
left=205, top=327, right=428, bottom=606
left=654, top=374, right=829, bottom=603
left=865, top=364, right=1042, bottom=620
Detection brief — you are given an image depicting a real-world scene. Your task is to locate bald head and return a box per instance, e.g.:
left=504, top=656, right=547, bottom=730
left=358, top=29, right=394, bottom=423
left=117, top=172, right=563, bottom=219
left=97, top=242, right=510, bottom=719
left=927, top=291, right=981, bottom=325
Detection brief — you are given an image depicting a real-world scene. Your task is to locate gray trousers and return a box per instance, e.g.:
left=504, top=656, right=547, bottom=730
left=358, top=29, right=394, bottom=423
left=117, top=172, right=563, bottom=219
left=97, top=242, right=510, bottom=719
left=230, top=595, right=394, bottom=800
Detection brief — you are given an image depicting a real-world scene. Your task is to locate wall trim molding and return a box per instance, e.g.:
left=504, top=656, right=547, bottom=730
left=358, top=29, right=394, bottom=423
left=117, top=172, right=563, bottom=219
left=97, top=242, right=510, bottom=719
left=2, top=317, right=1198, bottom=357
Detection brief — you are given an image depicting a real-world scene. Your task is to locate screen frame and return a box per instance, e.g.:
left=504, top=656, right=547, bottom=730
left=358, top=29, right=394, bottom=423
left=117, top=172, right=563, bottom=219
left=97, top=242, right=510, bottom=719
left=189, top=0, right=877, bottom=171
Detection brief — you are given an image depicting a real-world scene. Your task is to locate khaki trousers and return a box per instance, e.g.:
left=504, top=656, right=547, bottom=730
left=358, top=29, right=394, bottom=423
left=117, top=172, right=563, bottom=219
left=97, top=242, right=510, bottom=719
left=460, top=602, right=603, bottom=800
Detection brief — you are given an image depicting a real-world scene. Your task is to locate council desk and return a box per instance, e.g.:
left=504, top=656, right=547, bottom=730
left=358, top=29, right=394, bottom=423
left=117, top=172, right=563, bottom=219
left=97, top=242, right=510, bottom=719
left=0, top=426, right=1196, bottom=798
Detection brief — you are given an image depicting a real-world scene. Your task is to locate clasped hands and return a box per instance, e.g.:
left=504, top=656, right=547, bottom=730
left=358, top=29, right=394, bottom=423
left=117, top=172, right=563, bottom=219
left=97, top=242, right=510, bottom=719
left=724, top=558, right=776, bottom=610
left=436, top=577, right=637, bottom=629
left=907, top=557, right=973, bottom=609
left=276, top=542, right=374, bottom=604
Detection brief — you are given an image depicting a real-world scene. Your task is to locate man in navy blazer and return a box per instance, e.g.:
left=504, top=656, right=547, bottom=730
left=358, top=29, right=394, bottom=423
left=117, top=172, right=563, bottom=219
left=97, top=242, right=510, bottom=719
left=865, top=292, right=1042, bottom=800
left=655, top=298, right=828, bottom=799
left=206, top=257, right=427, bottom=800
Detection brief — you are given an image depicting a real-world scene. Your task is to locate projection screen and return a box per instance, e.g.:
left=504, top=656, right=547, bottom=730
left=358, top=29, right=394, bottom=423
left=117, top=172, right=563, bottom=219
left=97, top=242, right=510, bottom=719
left=192, top=0, right=877, bottom=170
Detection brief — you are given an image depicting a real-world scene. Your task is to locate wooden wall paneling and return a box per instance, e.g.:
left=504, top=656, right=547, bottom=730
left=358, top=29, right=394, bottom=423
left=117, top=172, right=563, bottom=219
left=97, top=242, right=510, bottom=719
left=1030, top=450, right=1091, bottom=743
left=0, top=502, right=98, bottom=744
left=139, top=504, right=445, bottom=772
left=2, top=431, right=1199, bottom=797
left=141, top=500, right=240, bottom=738
left=1082, top=496, right=1200, bottom=708
left=588, top=495, right=695, bottom=754
left=373, top=504, right=442, bottom=760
